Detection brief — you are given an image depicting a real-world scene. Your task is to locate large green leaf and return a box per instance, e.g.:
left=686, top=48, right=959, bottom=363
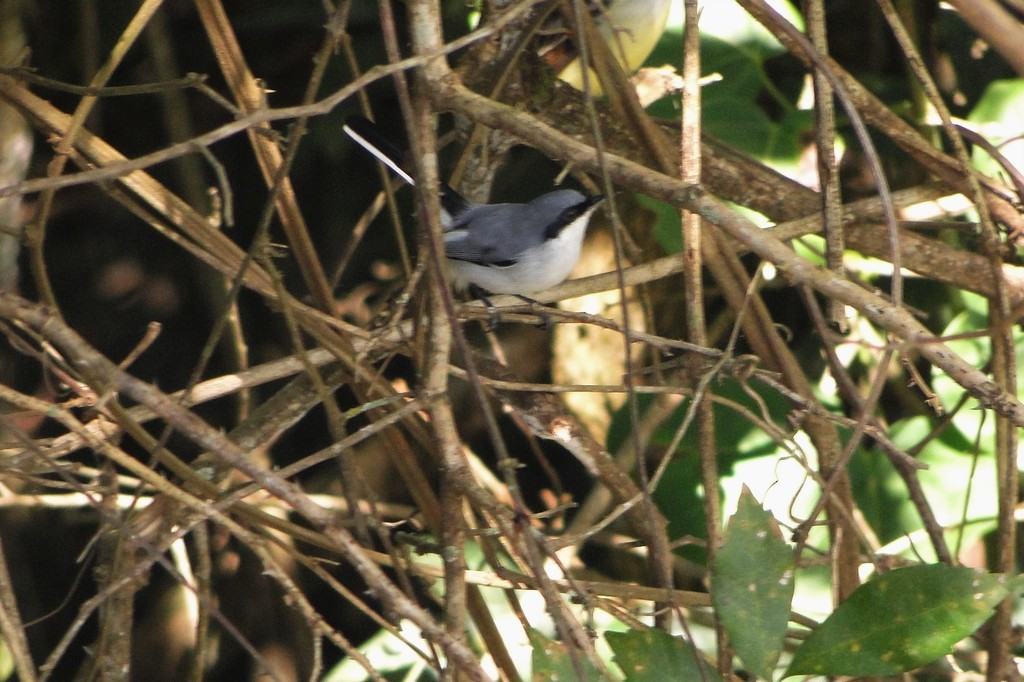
left=606, top=628, right=720, bottom=681
left=785, top=565, right=1023, bottom=677
left=712, top=489, right=794, bottom=680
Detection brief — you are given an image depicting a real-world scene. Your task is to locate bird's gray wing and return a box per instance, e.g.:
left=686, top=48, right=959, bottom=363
left=443, top=204, right=545, bottom=265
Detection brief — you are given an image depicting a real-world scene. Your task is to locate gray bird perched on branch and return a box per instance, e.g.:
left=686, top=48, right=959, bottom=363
left=344, top=115, right=604, bottom=296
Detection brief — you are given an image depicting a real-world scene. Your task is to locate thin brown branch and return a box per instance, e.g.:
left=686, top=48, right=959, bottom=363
left=419, top=79, right=1024, bottom=426
left=0, top=290, right=491, bottom=680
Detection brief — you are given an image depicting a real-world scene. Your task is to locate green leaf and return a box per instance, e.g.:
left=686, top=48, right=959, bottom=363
left=702, top=94, right=777, bottom=157
left=967, top=78, right=1024, bottom=181
left=785, top=565, right=1023, bottom=677
left=931, top=295, right=1024, bottom=444
left=699, top=36, right=766, bottom=99
left=528, top=628, right=602, bottom=681
left=712, top=488, right=794, bottom=680
left=638, top=195, right=682, bottom=254
left=651, top=457, right=708, bottom=565
left=606, top=628, right=720, bottom=681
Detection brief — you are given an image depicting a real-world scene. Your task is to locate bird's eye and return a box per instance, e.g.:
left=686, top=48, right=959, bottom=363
left=560, top=207, right=583, bottom=222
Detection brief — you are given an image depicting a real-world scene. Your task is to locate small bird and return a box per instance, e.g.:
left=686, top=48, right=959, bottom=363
left=541, top=0, right=674, bottom=93
left=343, top=116, right=603, bottom=296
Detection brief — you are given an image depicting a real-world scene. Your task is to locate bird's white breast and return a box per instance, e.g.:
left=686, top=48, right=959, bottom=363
left=446, top=211, right=593, bottom=295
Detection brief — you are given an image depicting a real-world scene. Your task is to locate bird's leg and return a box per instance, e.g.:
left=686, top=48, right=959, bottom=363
left=468, top=284, right=500, bottom=331
left=465, top=287, right=554, bottom=330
